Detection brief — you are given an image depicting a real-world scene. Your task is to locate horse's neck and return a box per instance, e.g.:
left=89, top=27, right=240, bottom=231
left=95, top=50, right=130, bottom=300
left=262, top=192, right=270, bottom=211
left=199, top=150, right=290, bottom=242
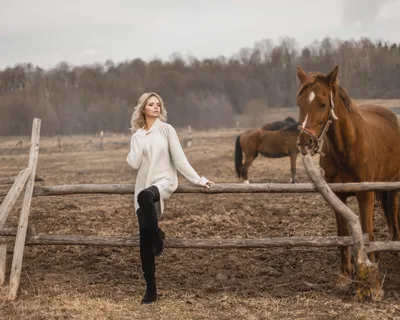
left=326, top=102, right=357, bottom=158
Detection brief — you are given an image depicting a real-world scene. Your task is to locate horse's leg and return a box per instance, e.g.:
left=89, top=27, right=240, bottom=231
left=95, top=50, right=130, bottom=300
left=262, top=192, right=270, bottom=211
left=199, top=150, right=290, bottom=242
left=356, top=191, right=376, bottom=262
left=289, top=152, right=297, bottom=184
left=334, top=194, right=352, bottom=287
left=356, top=190, right=385, bottom=299
left=242, top=152, right=257, bottom=184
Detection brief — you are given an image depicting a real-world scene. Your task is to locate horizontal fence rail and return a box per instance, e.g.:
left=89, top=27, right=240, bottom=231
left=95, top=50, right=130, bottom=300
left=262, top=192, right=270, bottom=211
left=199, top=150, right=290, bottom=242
left=0, top=174, right=44, bottom=185
left=3, top=182, right=400, bottom=197
left=0, top=230, right=398, bottom=253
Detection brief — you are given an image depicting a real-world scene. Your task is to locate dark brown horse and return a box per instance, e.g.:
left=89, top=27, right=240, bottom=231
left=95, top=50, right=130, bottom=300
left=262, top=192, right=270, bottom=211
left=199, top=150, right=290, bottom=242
left=235, top=121, right=300, bottom=183
left=296, top=65, right=400, bottom=290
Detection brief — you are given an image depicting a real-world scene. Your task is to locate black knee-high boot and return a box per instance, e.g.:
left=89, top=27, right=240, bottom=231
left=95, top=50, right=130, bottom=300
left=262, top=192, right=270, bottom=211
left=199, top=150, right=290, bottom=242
left=139, top=226, right=157, bottom=304
left=136, top=186, right=164, bottom=304
left=137, top=186, right=165, bottom=257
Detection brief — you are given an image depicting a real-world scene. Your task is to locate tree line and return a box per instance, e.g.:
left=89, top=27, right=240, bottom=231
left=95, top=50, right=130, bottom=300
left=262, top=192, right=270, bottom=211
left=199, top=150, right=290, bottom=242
left=1, top=36, right=400, bottom=136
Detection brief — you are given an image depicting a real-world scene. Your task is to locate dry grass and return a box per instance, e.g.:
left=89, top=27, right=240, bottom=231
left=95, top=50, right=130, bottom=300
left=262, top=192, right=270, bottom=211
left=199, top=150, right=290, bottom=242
left=0, top=123, right=400, bottom=319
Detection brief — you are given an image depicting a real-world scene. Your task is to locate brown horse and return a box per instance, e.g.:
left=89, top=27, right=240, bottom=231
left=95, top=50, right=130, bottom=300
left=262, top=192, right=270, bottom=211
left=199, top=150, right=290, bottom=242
left=235, top=121, right=300, bottom=183
left=296, top=65, right=400, bottom=289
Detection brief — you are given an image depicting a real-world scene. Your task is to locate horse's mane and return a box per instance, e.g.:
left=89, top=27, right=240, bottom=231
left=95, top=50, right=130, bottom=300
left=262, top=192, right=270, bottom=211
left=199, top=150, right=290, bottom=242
left=284, top=116, right=296, bottom=124
left=282, top=122, right=300, bottom=132
left=297, top=73, right=356, bottom=113
left=262, top=120, right=288, bottom=131
left=262, top=117, right=298, bottom=131
left=337, top=85, right=354, bottom=113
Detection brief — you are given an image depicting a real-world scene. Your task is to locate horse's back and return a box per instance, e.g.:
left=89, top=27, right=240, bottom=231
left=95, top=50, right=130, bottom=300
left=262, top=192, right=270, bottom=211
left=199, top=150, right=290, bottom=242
left=258, top=125, right=299, bottom=157
left=356, top=104, right=400, bottom=180
left=240, top=128, right=262, bottom=148
left=359, top=104, right=399, bottom=129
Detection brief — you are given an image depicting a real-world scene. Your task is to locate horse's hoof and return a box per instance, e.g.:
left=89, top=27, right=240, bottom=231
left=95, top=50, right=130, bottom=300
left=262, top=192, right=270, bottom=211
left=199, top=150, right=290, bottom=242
left=335, top=273, right=352, bottom=288
left=244, top=180, right=250, bottom=184
left=356, top=286, right=384, bottom=301
left=371, top=287, right=385, bottom=301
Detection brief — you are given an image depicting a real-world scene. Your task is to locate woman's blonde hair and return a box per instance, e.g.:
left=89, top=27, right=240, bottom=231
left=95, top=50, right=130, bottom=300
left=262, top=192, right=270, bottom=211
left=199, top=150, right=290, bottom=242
left=129, top=92, right=167, bottom=132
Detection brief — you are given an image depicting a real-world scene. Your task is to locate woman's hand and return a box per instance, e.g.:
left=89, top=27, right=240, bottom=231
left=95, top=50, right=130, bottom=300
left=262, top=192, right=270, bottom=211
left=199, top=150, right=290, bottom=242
left=204, top=180, right=215, bottom=190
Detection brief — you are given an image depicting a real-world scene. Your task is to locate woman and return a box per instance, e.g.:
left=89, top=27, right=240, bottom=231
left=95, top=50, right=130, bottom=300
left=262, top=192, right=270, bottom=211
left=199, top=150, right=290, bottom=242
left=127, top=92, right=214, bottom=304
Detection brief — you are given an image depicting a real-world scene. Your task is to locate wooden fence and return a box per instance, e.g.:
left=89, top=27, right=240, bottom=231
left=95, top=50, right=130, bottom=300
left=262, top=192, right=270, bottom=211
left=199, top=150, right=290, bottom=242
left=1, top=118, right=400, bottom=301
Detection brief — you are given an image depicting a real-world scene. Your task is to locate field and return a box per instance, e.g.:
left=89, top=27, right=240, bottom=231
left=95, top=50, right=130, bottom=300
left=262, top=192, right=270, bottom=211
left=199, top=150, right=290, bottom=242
left=1, top=122, right=400, bottom=319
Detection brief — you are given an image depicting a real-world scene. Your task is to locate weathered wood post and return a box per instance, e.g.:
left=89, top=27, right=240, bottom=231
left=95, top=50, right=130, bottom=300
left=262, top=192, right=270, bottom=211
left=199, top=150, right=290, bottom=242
left=100, top=131, right=104, bottom=150
left=0, top=168, right=31, bottom=285
left=302, top=154, right=382, bottom=301
left=186, top=125, right=192, bottom=148
left=57, top=135, right=61, bottom=152
left=8, top=118, right=41, bottom=300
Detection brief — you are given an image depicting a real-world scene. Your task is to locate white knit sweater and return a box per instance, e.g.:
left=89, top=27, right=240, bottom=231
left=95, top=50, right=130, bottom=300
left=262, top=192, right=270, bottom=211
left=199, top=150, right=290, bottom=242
left=127, top=118, right=208, bottom=216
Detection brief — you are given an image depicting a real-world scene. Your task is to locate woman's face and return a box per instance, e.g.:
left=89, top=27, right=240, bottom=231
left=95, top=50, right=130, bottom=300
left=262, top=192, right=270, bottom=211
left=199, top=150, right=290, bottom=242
left=143, top=96, right=161, bottom=118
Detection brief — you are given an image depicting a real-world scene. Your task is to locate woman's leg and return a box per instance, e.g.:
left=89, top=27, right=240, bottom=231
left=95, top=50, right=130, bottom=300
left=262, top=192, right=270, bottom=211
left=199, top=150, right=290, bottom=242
left=137, top=186, right=165, bottom=256
left=136, top=185, right=165, bottom=304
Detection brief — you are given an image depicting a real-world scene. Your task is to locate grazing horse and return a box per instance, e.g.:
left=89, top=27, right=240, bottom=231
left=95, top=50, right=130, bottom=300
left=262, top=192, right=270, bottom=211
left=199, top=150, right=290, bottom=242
left=296, top=65, right=400, bottom=288
left=261, top=116, right=297, bottom=131
left=235, top=122, right=300, bottom=184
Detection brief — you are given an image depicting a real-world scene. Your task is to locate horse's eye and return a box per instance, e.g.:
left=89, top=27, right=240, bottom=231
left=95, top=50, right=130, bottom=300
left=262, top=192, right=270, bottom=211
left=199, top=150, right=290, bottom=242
left=321, top=103, right=326, bottom=108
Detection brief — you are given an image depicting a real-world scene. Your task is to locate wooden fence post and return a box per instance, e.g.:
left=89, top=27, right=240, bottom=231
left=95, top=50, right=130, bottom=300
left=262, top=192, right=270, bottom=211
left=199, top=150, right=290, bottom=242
left=0, top=246, right=5, bottom=285
left=186, top=125, right=192, bottom=148
left=8, top=118, right=41, bottom=300
left=302, top=154, right=382, bottom=301
left=0, top=168, right=31, bottom=285
left=100, top=131, right=104, bottom=150
left=0, top=168, right=32, bottom=228
left=57, top=135, right=61, bottom=152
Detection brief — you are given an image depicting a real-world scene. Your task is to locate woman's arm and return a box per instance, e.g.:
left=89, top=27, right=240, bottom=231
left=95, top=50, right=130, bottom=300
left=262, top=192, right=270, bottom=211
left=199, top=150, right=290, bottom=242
left=167, top=125, right=208, bottom=186
left=126, top=134, right=146, bottom=170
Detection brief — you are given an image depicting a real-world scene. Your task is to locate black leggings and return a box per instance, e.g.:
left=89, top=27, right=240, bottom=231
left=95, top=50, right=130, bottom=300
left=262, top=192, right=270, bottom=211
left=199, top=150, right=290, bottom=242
left=136, top=185, right=160, bottom=230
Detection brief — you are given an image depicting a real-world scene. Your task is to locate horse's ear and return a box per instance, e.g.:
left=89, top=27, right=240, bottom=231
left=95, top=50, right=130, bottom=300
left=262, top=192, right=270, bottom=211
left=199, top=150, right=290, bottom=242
left=326, top=65, right=339, bottom=85
left=297, top=66, right=307, bottom=84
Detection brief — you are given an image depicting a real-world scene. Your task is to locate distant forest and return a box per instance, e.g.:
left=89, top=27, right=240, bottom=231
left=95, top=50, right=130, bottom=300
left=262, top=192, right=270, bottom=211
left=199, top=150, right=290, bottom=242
left=1, top=36, right=400, bottom=135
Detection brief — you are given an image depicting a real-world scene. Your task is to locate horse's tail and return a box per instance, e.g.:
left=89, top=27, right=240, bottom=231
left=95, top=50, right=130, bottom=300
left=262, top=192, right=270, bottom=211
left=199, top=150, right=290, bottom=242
left=376, top=191, right=389, bottom=218
left=235, top=134, right=243, bottom=178
left=376, top=191, right=398, bottom=237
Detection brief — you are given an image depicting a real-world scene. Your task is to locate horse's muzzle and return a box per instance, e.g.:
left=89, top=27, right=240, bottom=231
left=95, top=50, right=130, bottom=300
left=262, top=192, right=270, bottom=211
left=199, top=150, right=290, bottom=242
left=297, top=135, right=317, bottom=155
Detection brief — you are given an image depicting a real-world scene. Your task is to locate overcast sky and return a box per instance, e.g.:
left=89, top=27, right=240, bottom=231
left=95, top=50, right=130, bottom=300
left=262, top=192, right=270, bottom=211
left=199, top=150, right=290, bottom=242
left=1, top=0, right=400, bottom=69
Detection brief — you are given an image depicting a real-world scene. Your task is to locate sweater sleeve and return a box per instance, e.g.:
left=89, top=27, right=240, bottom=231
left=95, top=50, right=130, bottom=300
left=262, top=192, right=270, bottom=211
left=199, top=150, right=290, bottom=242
left=167, top=125, right=208, bottom=186
left=126, top=133, right=145, bottom=170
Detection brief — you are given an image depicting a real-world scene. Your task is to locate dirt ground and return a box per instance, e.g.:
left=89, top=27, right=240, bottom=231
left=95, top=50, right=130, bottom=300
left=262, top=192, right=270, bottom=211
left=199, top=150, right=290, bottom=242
left=1, top=127, right=400, bottom=320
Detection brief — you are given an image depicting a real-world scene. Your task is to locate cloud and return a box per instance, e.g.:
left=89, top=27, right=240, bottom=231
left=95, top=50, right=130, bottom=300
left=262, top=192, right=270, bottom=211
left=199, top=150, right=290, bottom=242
left=0, top=0, right=138, bottom=37
left=0, top=0, right=399, bottom=69
left=341, top=0, right=400, bottom=27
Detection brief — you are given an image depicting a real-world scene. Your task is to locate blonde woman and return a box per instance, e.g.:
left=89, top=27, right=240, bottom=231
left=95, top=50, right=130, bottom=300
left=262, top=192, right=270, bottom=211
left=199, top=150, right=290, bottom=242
left=127, top=92, right=214, bottom=304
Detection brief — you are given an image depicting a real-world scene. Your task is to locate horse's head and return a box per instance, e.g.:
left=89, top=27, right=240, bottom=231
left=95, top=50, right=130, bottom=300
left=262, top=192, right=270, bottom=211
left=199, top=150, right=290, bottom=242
left=296, top=65, right=339, bottom=155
